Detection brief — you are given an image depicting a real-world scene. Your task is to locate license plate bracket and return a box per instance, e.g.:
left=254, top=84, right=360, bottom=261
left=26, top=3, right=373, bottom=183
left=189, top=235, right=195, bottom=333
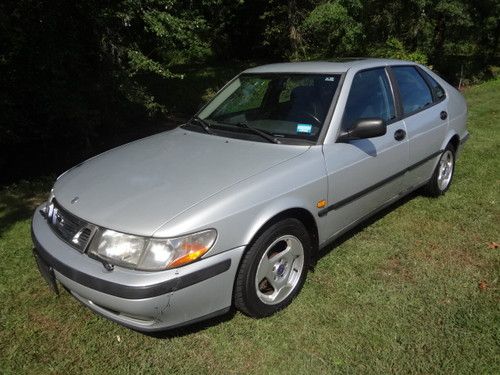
left=33, top=249, right=59, bottom=295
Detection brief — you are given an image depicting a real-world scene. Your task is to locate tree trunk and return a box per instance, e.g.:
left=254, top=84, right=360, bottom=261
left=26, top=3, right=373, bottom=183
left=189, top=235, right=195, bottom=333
left=432, top=14, right=446, bottom=62
left=288, top=0, right=304, bottom=60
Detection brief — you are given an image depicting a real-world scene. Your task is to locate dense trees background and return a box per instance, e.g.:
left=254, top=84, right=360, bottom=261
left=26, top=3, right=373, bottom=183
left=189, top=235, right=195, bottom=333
left=1, top=0, right=498, bottom=183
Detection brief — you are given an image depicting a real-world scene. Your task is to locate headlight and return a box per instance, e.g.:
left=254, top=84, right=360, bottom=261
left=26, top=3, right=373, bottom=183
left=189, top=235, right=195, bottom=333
left=48, top=188, right=55, bottom=202
left=88, top=229, right=217, bottom=271
left=89, top=230, right=147, bottom=268
left=40, top=189, right=55, bottom=218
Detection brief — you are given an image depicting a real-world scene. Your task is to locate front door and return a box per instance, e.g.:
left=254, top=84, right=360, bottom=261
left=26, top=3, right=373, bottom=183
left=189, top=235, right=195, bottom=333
left=321, top=67, right=409, bottom=239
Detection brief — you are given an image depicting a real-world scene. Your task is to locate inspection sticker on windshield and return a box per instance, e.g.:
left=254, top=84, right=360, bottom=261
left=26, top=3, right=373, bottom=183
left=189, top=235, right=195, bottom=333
left=325, top=76, right=336, bottom=81
left=296, top=124, right=312, bottom=134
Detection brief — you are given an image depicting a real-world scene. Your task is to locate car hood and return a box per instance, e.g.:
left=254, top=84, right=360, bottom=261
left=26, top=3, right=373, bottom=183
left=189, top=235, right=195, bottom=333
left=54, top=128, right=309, bottom=236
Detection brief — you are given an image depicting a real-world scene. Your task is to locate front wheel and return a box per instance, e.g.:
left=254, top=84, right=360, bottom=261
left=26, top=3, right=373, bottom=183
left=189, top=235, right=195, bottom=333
left=234, top=218, right=311, bottom=318
left=423, top=144, right=456, bottom=197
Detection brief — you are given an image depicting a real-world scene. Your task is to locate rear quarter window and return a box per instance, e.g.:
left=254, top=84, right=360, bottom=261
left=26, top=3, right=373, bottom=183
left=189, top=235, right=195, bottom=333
left=393, top=66, right=433, bottom=115
left=420, top=70, right=446, bottom=101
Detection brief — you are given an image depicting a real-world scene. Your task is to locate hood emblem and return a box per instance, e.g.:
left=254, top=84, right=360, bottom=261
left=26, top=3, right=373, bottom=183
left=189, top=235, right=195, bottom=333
left=71, top=196, right=79, bottom=204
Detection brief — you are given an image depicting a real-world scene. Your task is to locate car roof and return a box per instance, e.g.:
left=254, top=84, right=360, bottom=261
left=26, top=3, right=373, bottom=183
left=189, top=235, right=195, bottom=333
left=243, top=58, right=415, bottom=74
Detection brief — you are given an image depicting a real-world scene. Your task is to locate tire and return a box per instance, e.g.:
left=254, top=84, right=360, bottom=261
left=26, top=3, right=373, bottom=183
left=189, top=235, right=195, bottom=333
left=423, top=143, right=456, bottom=197
left=234, top=218, right=311, bottom=318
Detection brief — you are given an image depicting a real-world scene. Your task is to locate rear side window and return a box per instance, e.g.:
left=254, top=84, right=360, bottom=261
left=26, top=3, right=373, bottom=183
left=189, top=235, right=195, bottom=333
left=342, top=68, right=395, bottom=130
left=393, top=66, right=433, bottom=115
left=421, top=71, right=446, bottom=101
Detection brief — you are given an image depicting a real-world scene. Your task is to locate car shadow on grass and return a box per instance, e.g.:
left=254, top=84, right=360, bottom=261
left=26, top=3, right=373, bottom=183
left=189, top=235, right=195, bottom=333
left=142, top=190, right=422, bottom=339
left=314, top=190, right=420, bottom=264
left=141, top=308, right=237, bottom=339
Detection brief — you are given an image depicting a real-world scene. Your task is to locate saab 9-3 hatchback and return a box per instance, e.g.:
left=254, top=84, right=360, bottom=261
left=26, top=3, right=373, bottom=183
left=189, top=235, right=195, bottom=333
left=32, top=59, right=468, bottom=331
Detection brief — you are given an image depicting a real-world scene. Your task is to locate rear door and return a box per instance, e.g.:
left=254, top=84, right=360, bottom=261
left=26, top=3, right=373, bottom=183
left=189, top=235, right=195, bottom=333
left=321, top=67, right=410, bottom=238
left=390, top=66, right=448, bottom=188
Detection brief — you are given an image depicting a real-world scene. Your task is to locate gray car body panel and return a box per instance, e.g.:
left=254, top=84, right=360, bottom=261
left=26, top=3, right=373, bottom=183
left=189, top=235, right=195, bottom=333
left=53, top=128, right=308, bottom=237
left=153, top=145, right=328, bottom=253
left=32, top=209, right=245, bottom=331
left=32, top=59, right=468, bottom=331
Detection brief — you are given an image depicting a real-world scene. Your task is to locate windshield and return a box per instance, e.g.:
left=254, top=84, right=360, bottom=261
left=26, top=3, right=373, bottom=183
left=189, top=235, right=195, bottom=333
left=197, top=73, right=341, bottom=143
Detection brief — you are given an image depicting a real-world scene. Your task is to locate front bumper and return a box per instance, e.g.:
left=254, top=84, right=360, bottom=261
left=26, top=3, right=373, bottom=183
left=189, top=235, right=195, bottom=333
left=31, top=207, right=245, bottom=331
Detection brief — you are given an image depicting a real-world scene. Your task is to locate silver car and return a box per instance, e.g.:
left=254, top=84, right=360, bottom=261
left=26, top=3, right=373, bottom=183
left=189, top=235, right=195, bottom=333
left=32, top=59, right=468, bottom=331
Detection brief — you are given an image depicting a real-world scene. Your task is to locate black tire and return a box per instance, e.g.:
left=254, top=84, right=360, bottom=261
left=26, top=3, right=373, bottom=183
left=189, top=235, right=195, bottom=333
left=234, top=218, right=311, bottom=318
left=423, top=143, right=456, bottom=197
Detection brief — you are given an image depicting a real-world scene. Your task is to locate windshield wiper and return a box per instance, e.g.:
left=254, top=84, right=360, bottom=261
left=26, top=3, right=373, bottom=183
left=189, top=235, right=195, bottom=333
left=189, top=117, right=214, bottom=134
left=220, top=121, right=281, bottom=144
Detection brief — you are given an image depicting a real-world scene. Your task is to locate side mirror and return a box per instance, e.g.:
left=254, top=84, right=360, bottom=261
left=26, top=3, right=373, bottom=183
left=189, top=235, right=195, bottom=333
left=338, top=118, right=387, bottom=141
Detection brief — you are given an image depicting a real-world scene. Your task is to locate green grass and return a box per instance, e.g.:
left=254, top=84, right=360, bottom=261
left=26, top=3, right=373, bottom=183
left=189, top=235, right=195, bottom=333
left=1, top=80, right=499, bottom=374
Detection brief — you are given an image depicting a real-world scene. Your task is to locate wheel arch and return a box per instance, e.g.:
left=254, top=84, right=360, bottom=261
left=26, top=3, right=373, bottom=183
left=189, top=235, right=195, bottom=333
left=232, top=206, right=319, bottom=307
left=448, top=134, right=460, bottom=152
left=441, top=131, right=460, bottom=152
left=244, top=207, right=319, bottom=257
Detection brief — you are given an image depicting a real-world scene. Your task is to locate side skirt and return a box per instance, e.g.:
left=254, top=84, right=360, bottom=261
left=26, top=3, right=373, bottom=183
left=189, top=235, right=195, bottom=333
left=317, top=179, right=429, bottom=253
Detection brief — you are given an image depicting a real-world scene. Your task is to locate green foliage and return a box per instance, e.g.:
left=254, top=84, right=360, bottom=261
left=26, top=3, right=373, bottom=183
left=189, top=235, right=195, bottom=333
left=370, top=37, right=429, bottom=65
left=260, top=0, right=315, bottom=60
left=141, top=8, right=211, bottom=64
left=0, top=0, right=498, bottom=183
left=127, top=50, right=176, bottom=79
left=301, top=2, right=364, bottom=58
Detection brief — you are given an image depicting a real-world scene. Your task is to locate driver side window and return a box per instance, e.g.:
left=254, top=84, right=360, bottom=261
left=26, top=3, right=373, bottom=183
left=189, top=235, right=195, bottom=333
left=342, top=68, right=395, bottom=130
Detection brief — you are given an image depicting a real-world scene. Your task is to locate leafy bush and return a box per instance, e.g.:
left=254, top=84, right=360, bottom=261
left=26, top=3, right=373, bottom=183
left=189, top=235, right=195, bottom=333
left=369, top=37, right=429, bottom=65
left=301, top=2, right=364, bottom=58
left=0, top=0, right=498, bottom=183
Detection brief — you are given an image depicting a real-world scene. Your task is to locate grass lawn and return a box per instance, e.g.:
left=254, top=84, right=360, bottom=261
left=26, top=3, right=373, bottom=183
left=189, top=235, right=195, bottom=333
left=1, top=79, right=499, bottom=374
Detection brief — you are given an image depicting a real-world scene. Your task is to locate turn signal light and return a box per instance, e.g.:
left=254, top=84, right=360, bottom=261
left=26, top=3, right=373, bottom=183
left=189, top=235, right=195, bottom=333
left=167, top=243, right=209, bottom=268
left=316, top=200, right=327, bottom=208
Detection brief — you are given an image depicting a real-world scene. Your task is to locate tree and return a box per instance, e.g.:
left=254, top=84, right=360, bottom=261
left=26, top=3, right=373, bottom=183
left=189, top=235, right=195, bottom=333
left=301, top=1, right=364, bottom=58
left=1, top=0, right=497, bottom=183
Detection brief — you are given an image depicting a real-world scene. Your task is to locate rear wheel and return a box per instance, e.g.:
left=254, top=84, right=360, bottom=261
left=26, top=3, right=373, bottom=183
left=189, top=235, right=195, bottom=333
left=234, top=218, right=311, bottom=318
left=423, top=143, right=456, bottom=197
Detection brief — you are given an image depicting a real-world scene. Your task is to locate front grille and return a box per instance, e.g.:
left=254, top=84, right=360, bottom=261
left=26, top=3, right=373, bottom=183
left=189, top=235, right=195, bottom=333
left=46, top=200, right=97, bottom=252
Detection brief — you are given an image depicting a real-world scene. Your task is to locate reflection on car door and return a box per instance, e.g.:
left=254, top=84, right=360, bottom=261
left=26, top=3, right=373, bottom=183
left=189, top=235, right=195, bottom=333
left=321, top=67, right=409, bottom=240
left=390, top=66, right=448, bottom=188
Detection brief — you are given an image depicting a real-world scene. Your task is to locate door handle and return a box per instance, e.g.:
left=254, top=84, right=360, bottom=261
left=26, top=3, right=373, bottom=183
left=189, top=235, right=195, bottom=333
left=394, top=129, right=406, bottom=141
left=440, top=111, right=448, bottom=120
